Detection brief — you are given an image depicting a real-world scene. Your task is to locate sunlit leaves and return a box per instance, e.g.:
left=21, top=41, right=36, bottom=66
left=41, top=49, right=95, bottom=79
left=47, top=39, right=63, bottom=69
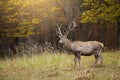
left=50, top=7, right=61, bottom=13
left=0, top=1, right=3, bottom=6
left=43, top=13, right=48, bottom=17
left=23, top=1, right=33, bottom=8
left=0, top=0, right=33, bottom=38
left=19, top=19, right=30, bottom=26
left=19, top=12, right=29, bottom=16
left=0, top=0, right=63, bottom=38
left=81, top=0, right=120, bottom=24
left=31, top=18, right=41, bottom=24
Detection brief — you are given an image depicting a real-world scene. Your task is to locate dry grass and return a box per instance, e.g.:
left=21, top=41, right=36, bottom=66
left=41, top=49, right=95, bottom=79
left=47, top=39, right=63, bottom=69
left=0, top=51, right=120, bottom=80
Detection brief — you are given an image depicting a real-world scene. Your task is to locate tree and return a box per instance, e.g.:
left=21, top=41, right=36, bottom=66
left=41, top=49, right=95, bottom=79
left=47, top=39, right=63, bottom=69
left=55, top=0, right=81, bottom=25
left=0, top=0, right=65, bottom=57
left=0, top=0, right=34, bottom=38
left=80, top=0, right=120, bottom=24
left=80, top=0, right=120, bottom=48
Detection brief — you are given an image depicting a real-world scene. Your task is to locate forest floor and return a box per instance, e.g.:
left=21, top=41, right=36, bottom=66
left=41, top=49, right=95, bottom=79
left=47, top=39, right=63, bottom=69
left=0, top=50, right=120, bottom=80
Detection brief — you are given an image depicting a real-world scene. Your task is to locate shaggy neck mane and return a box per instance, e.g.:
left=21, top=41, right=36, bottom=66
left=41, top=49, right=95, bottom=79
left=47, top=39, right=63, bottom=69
left=63, top=39, right=73, bottom=50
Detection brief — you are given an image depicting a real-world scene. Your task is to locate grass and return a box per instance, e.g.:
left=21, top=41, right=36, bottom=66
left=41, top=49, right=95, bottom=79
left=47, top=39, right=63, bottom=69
left=0, top=51, right=120, bottom=80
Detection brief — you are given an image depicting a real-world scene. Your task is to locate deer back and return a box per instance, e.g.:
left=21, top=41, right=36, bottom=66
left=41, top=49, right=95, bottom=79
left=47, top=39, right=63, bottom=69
left=71, top=41, right=104, bottom=54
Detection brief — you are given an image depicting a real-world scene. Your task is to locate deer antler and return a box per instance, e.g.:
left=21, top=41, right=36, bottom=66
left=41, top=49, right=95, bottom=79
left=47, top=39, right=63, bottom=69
left=56, top=23, right=63, bottom=37
left=56, top=16, right=79, bottom=37
left=65, top=21, right=78, bottom=35
left=65, top=16, right=79, bottom=35
left=66, top=16, right=79, bottom=35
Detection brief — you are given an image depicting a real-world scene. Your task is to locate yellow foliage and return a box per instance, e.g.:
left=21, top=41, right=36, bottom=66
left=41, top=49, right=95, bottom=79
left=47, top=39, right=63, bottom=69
left=4, top=7, right=14, bottom=13
left=43, top=13, right=48, bottom=17
left=31, top=18, right=41, bottom=24
left=50, top=7, right=61, bottom=13
left=23, top=0, right=32, bottom=8
left=0, top=1, right=3, bottom=6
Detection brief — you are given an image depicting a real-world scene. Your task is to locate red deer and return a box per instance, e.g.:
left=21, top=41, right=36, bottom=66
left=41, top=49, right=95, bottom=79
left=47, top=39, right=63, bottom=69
left=56, top=18, right=104, bottom=68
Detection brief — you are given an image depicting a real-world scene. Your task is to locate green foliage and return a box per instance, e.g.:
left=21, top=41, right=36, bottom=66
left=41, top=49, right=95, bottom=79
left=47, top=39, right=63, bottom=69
left=81, top=0, right=120, bottom=24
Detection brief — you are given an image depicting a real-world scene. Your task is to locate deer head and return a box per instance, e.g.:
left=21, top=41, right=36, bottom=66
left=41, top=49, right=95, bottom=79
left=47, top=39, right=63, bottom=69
left=56, top=20, right=78, bottom=44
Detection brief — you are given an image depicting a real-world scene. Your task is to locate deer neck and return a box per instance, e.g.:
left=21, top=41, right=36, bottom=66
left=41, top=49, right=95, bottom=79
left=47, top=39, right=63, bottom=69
left=65, top=39, right=72, bottom=44
left=63, top=39, right=73, bottom=50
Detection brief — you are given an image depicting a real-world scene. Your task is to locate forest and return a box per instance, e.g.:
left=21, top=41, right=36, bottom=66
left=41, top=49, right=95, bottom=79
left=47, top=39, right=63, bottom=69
left=0, top=0, right=120, bottom=58
left=0, top=0, right=120, bottom=80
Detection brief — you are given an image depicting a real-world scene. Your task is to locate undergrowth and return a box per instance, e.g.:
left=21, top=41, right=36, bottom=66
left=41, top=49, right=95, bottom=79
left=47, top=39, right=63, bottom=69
left=0, top=51, right=120, bottom=80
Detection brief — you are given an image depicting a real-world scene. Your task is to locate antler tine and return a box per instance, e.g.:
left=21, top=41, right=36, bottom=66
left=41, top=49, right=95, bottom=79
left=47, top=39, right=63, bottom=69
left=60, top=24, right=63, bottom=28
left=65, top=21, right=77, bottom=35
left=56, top=23, right=63, bottom=36
left=56, top=23, right=60, bottom=34
left=69, top=15, right=79, bottom=29
left=56, top=28, right=60, bottom=35
left=70, top=21, right=77, bottom=31
left=65, top=15, right=80, bottom=35
left=73, top=21, right=77, bottom=27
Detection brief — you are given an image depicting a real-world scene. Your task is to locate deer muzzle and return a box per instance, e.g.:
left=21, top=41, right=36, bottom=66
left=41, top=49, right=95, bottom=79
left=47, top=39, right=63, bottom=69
left=59, top=40, right=63, bottom=44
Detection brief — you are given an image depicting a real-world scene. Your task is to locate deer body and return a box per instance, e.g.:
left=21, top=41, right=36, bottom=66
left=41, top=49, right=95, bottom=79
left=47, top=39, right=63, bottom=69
left=71, top=41, right=103, bottom=55
left=62, top=39, right=104, bottom=68
left=56, top=19, right=104, bottom=68
left=60, top=37, right=103, bottom=54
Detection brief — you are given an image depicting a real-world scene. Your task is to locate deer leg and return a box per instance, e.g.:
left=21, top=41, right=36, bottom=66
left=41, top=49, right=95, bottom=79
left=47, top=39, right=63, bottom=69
left=74, top=55, right=77, bottom=68
left=77, top=53, right=81, bottom=69
left=93, top=53, right=99, bottom=67
left=98, top=54, right=104, bottom=67
left=98, top=49, right=104, bottom=67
